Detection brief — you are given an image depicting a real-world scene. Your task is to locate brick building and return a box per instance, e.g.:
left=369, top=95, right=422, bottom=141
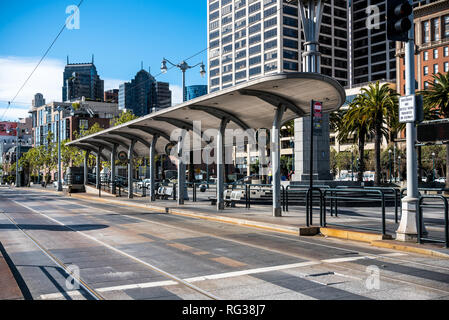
left=396, top=0, right=449, bottom=95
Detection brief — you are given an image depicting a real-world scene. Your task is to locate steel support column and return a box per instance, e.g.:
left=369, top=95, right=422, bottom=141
left=96, top=147, right=102, bottom=189
left=111, top=144, right=117, bottom=195
left=128, top=140, right=135, bottom=199
left=177, top=133, right=186, bottom=205
left=272, top=105, right=287, bottom=217
left=84, top=151, right=90, bottom=185
left=149, top=136, right=159, bottom=201
left=217, top=119, right=230, bottom=211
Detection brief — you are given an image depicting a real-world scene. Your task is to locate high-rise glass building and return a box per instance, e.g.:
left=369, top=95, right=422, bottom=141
left=207, top=0, right=350, bottom=93
left=185, top=85, right=208, bottom=101
left=62, top=59, right=104, bottom=102
left=119, top=69, right=172, bottom=116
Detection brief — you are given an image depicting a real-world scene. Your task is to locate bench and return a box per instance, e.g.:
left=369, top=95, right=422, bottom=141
left=156, top=186, right=174, bottom=200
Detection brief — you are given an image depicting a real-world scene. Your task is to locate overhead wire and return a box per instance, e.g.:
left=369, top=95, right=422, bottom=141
left=0, top=0, right=85, bottom=120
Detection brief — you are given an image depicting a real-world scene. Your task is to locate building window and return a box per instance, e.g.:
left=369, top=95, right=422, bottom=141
left=423, top=66, right=429, bottom=75
left=434, top=64, right=439, bottom=74
left=423, top=21, right=430, bottom=43
left=444, top=47, right=449, bottom=57
left=432, top=18, right=440, bottom=41
left=423, top=51, right=429, bottom=61
left=424, top=81, right=429, bottom=89
left=434, top=49, right=438, bottom=59
left=445, top=62, right=449, bottom=73
left=79, top=119, right=89, bottom=132
left=444, top=16, right=449, bottom=38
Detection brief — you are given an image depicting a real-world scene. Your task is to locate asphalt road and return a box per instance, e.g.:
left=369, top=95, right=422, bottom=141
left=1, top=187, right=449, bottom=300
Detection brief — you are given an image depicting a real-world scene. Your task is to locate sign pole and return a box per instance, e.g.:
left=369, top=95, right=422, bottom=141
left=396, top=0, right=424, bottom=241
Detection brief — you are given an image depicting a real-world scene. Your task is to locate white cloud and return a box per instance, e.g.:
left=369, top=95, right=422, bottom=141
left=170, top=84, right=183, bottom=106
left=0, top=56, right=65, bottom=120
left=0, top=56, right=127, bottom=121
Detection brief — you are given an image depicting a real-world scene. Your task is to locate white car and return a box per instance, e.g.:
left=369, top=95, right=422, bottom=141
left=137, top=179, right=151, bottom=189
left=435, top=177, right=446, bottom=183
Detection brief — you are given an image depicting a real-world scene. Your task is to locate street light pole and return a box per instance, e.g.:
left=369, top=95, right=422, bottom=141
left=160, top=58, right=206, bottom=103
left=16, top=130, right=20, bottom=188
left=398, top=156, right=402, bottom=182
left=57, top=107, right=63, bottom=192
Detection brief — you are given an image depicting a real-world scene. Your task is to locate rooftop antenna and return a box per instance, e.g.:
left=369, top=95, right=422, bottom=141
left=67, top=55, right=69, bottom=64
left=141, top=61, right=144, bottom=70
left=92, top=54, right=94, bottom=64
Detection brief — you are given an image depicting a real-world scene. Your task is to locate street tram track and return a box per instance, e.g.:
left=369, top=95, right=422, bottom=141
left=5, top=190, right=449, bottom=298
left=54, top=196, right=449, bottom=295
left=0, top=210, right=104, bottom=300
left=3, top=199, right=220, bottom=300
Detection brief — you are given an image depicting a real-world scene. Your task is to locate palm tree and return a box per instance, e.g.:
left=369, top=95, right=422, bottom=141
left=419, top=72, right=449, bottom=189
left=337, top=100, right=372, bottom=182
left=355, top=82, right=398, bottom=185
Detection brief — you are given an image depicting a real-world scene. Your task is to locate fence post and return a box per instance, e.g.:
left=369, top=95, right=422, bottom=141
left=380, top=190, right=386, bottom=236
left=417, top=197, right=423, bottom=244
left=443, top=197, right=449, bottom=248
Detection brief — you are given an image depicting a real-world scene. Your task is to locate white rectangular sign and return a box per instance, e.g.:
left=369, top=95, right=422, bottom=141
left=399, top=95, right=416, bottom=123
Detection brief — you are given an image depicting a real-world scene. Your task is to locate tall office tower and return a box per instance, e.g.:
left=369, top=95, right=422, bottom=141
left=118, top=69, right=158, bottom=117
left=32, top=93, right=45, bottom=108
left=207, top=0, right=350, bottom=93
left=156, top=82, right=172, bottom=109
left=351, top=0, right=396, bottom=86
left=62, top=57, right=104, bottom=102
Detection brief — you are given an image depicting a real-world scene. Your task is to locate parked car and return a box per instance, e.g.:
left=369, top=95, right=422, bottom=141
left=137, top=179, right=151, bottom=189
left=435, top=177, right=446, bottom=183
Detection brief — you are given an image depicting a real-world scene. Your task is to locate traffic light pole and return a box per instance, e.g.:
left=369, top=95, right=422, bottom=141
left=396, top=0, right=424, bottom=241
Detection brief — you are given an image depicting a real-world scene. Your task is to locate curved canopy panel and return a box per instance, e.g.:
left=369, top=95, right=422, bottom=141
left=68, top=72, right=345, bottom=157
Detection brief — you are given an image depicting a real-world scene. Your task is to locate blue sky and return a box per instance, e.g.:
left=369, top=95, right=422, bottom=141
left=0, top=0, right=208, bottom=120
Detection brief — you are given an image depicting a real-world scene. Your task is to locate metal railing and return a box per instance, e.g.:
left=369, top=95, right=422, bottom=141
left=418, top=195, right=449, bottom=248
left=285, top=185, right=330, bottom=212
left=337, top=186, right=400, bottom=223
left=322, top=188, right=387, bottom=236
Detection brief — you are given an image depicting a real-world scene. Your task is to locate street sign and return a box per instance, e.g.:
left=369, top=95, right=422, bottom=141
left=313, top=101, right=323, bottom=136
left=399, top=95, right=415, bottom=123
left=117, top=151, right=128, bottom=162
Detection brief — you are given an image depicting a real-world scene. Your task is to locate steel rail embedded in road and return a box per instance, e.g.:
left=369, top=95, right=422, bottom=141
left=10, top=199, right=220, bottom=301
left=0, top=210, right=104, bottom=301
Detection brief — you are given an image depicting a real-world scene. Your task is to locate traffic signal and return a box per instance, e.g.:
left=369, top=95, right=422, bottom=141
left=387, top=0, right=413, bottom=42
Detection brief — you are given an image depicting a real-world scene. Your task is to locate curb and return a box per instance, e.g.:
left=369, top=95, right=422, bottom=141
left=320, top=227, right=392, bottom=243
left=370, top=240, right=449, bottom=259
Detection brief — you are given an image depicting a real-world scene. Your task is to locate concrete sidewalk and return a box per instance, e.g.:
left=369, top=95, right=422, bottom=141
left=23, top=184, right=449, bottom=259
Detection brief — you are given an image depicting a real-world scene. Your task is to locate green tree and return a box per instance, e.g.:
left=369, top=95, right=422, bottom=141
left=418, top=72, right=449, bottom=188
left=110, top=110, right=138, bottom=127
left=336, top=101, right=372, bottom=182
left=354, top=82, right=398, bottom=185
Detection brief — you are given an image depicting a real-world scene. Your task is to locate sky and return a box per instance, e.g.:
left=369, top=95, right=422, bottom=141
left=0, top=0, right=208, bottom=121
